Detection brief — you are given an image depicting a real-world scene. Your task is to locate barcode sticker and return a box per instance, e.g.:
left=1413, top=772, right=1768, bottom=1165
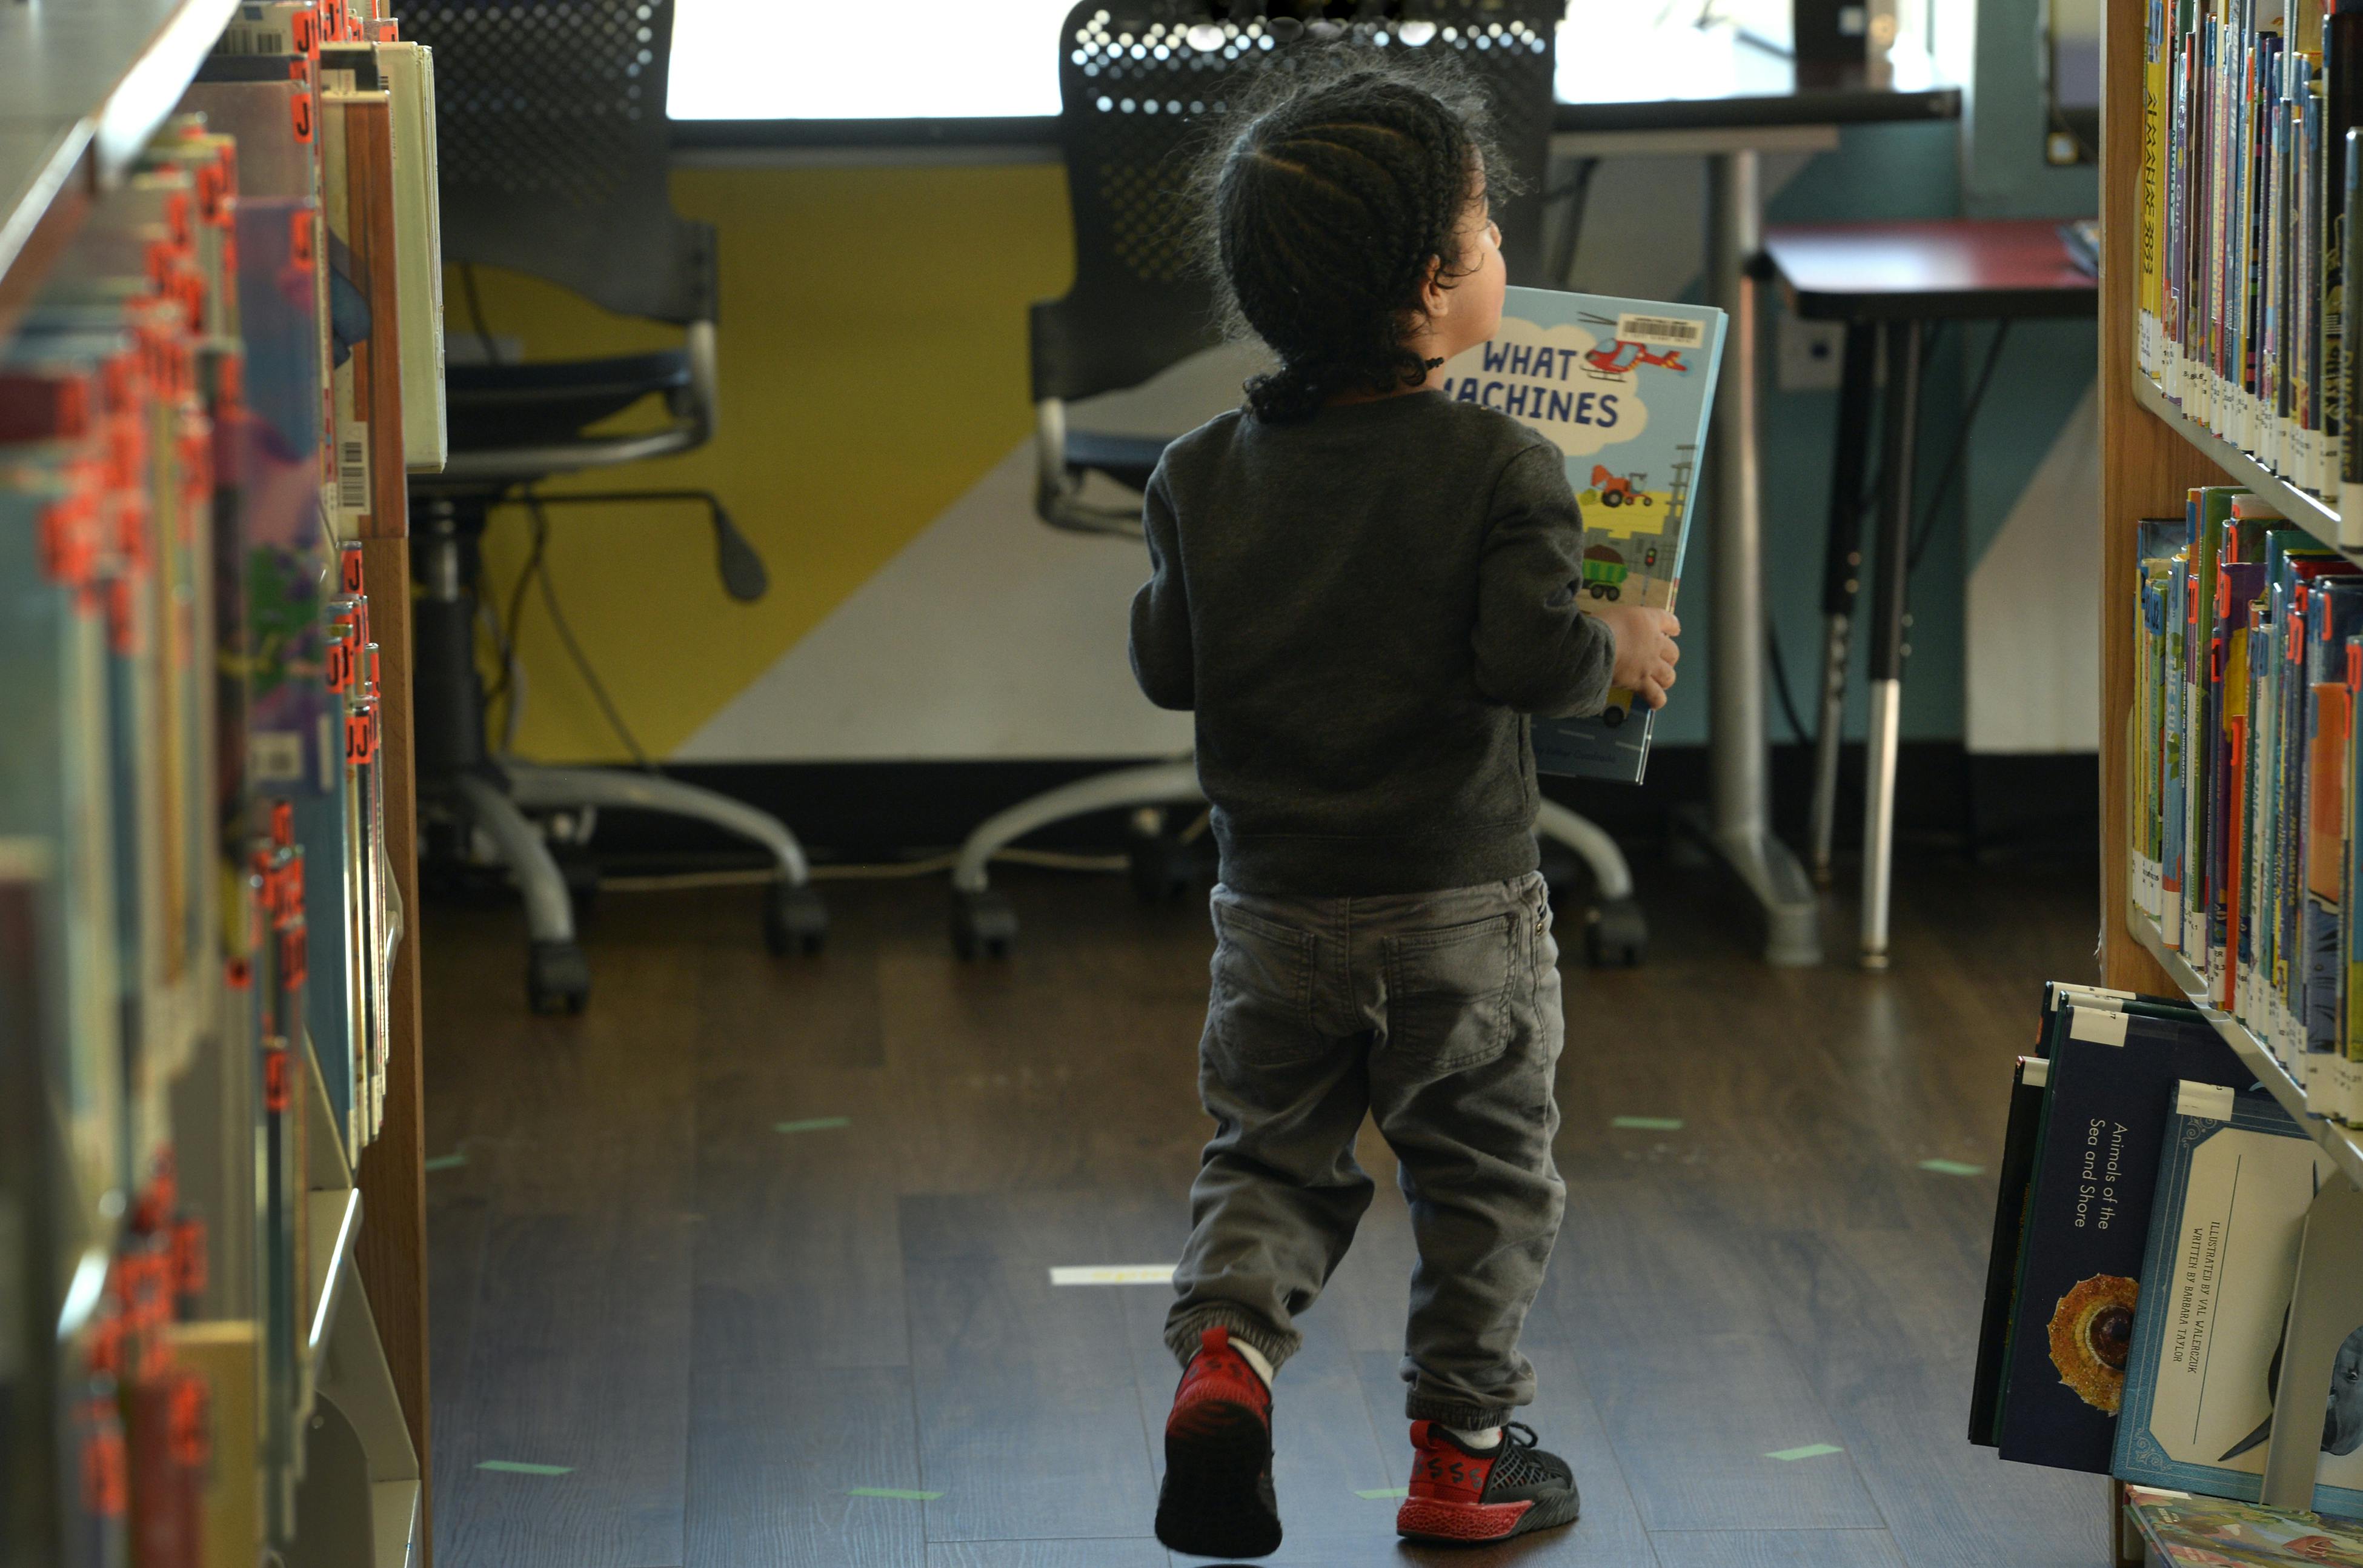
left=337, top=429, right=368, bottom=513
left=250, top=732, right=304, bottom=783
left=1615, top=312, right=1706, bottom=348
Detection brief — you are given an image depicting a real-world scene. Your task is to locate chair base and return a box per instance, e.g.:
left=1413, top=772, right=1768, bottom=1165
left=945, top=757, right=1642, bottom=962
left=412, top=492, right=825, bottom=1014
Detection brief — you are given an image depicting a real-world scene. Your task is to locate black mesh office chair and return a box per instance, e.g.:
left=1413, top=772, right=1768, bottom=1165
left=402, top=0, right=826, bottom=1014
left=949, top=0, right=1644, bottom=962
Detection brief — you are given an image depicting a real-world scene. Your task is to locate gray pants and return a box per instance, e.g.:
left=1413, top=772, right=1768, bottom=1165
left=1165, top=872, right=1567, bottom=1430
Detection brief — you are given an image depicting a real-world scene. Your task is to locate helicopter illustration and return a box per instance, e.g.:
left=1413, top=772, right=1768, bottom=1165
left=1582, top=339, right=1689, bottom=378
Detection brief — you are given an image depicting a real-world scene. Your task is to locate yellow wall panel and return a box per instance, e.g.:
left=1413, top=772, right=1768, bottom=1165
left=448, top=161, right=1074, bottom=762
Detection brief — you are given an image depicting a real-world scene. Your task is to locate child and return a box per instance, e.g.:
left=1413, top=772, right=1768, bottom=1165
left=1130, top=61, right=1681, bottom=1558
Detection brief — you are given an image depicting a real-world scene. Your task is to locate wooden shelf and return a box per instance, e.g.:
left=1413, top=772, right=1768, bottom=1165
left=2130, top=374, right=2343, bottom=542
left=2125, top=905, right=2363, bottom=1192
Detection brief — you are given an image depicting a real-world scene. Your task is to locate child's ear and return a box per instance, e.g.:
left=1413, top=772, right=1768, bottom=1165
left=1419, top=253, right=1452, bottom=319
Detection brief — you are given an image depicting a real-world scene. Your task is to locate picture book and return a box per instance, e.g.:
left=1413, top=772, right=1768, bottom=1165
left=1995, top=1004, right=2250, bottom=1473
left=0, top=458, right=124, bottom=1234
left=2113, top=1085, right=2363, bottom=1516
left=1971, top=1052, right=2049, bottom=1448
left=1435, top=285, right=1726, bottom=783
left=2125, top=1486, right=2363, bottom=1566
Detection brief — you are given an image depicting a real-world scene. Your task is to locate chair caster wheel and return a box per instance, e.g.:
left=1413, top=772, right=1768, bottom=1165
left=763, top=882, right=828, bottom=956
left=1583, top=897, right=1647, bottom=967
left=527, top=940, right=590, bottom=1015
left=951, top=889, right=1017, bottom=959
left=1126, top=826, right=1194, bottom=904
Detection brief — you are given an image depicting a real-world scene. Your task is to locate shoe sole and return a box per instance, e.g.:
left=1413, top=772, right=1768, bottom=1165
left=1397, top=1488, right=1581, bottom=1544
left=1155, top=1398, right=1282, bottom=1559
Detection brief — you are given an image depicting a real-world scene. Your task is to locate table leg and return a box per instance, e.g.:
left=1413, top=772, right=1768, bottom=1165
left=1859, top=318, right=1923, bottom=970
left=1810, top=321, right=1879, bottom=887
left=1702, top=147, right=1821, bottom=966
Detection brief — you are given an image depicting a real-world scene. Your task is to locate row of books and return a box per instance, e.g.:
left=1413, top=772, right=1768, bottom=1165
left=2125, top=485, right=2363, bottom=1122
left=2124, top=1486, right=2363, bottom=1566
left=2136, top=0, right=2363, bottom=538
left=1, top=1, right=440, bottom=1563
left=1973, top=986, right=2362, bottom=1521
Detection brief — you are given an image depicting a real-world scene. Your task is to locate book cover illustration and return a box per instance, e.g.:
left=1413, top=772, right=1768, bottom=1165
left=1995, top=1004, right=2250, bottom=1473
left=2113, top=1084, right=2363, bottom=1515
left=1436, top=285, right=1726, bottom=783
left=2125, top=1486, right=2363, bottom=1566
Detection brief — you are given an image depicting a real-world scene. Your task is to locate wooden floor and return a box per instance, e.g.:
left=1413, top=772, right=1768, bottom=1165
left=422, top=846, right=2112, bottom=1568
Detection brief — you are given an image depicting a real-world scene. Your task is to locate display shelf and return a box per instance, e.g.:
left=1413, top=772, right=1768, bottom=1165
left=0, top=0, right=244, bottom=321
left=2131, top=374, right=2343, bottom=543
left=374, top=1481, right=422, bottom=1568
left=305, top=1188, right=362, bottom=1384
left=2125, top=904, right=2363, bottom=1192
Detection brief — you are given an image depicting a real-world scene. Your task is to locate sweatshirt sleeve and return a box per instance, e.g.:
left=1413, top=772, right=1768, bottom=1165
left=1472, top=442, right=1618, bottom=718
left=1128, top=459, right=1195, bottom=711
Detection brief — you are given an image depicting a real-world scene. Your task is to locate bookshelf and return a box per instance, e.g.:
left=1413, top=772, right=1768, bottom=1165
left=0, top=0, right=245, bottom=333
left=2097, top=0, right=2363, bottom=1532
left=1, top=2, right=436, bottom=1564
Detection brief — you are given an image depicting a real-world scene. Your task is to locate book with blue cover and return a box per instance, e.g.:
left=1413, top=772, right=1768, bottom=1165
left=1436, top=286, right=1726, bottom=783
left=2112, top=1083, right=2363, bottom=1515
left=1995, top=1002, right=2250, bottom=1473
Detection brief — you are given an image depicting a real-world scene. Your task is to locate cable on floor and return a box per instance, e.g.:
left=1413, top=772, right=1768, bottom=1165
left=597, top=846, right=1134, bottom=891
left=460, top=264, right=656, bottom=771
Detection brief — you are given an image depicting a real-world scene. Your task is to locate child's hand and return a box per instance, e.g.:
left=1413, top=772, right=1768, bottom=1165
left=1591, top=604, right=1681, bottom=710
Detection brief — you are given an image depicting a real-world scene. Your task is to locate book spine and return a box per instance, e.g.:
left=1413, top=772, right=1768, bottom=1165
left=2347, top=631, right=2363, bottom=1122
left=2147, top=0, right=2171, bottom=379
left=2347, top=124, right=2363, bottom=534
left=2326, top=2, right=2363, bottom=505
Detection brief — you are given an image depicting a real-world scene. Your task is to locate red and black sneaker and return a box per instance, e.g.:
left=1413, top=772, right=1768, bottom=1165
left=1154, top=1326, right=1281, bottom=1559
left=1397, top=1419, right=1581, bottom=1544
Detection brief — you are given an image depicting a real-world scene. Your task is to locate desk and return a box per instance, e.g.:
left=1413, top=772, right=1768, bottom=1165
left=1761, top=219, right=2096, bottom=968
left=1554, top=33, right=1963, bottom=969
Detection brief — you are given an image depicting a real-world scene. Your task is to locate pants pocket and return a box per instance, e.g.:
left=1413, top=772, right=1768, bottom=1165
left=1209, top=899, right=1325, bottom=1066
left=1382, top=912, right=1518, bottom=1074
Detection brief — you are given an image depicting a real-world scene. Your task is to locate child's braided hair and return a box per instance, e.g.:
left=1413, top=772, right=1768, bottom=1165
left=1198, top=51, right=1507, bottom=424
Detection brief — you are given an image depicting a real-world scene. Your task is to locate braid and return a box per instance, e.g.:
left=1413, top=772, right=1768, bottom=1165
left=1197, top=53, right=1503, bottom=423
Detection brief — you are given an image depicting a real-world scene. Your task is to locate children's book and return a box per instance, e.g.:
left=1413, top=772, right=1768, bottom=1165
left=2112, top=1084, right=2363, bottom=1515
left=1995, top=1003, right=2250, bottom=1473
left=2125, top=1486, right=2363, bottom=1566
left=1437, top=286, right=1727, bottom=783
left=1970, top=1052, right=2049, bottom=1448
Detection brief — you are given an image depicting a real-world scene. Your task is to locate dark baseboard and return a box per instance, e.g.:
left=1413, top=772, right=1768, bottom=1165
left=561, top=744, right=2099, bottom=871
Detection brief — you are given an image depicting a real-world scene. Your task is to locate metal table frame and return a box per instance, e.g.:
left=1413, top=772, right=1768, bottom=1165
left=1555, top=124, right=1844, bottom=966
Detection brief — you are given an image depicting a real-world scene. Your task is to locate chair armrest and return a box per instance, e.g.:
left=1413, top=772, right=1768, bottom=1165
left=437, top=319, right=719, bottom=484
left=1032, top=396, right=1151, bottom=538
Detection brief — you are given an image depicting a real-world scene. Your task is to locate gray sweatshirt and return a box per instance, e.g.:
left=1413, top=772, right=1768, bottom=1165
left=1129, top=390, right=1615, bottom=897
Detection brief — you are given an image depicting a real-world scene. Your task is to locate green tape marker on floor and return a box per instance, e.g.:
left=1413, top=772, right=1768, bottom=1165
left=848, top=1487, right=941, bottom=1501
left=477, top=1460, right=572, bottom=1476
left=776, top=1117, right=852, bottom=1135
left=1357, top=1487, right=1409, bottom=1499
left=423, top=1153, right=467, bottom=1172
left=1765, top=1444, right=1844, bottom=1462
left=1612, top=1116, right=1684, bottom=1131
left=1918, top=1159, right=1984, bottom=1177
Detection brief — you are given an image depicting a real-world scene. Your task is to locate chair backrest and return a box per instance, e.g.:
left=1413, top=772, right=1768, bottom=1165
left=399, top=0, right=715, bottom=325
left=1034, top=0, right=1561, bottom=405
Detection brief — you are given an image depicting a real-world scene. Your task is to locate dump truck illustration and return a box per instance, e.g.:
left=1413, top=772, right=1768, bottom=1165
left=1581, top=543, right=1629, bottom=599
